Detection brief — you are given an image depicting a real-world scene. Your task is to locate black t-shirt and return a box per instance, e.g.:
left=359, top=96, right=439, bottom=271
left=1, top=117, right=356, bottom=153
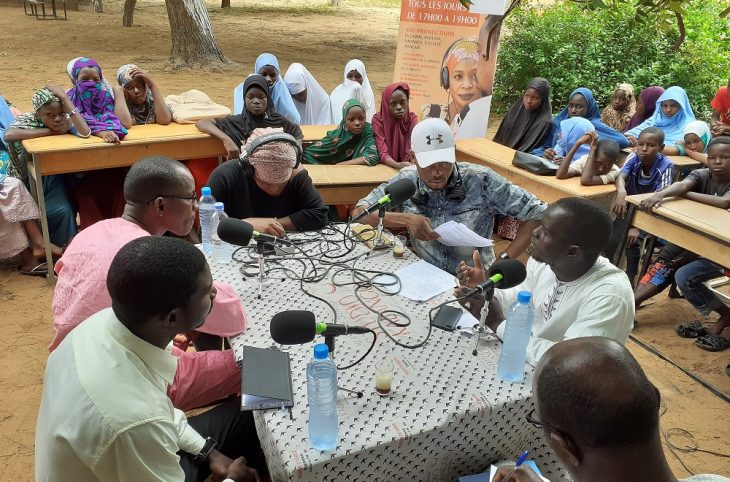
left=687, top=168, right=730, bottom=196
left=207, top=160, right=328, bottom=231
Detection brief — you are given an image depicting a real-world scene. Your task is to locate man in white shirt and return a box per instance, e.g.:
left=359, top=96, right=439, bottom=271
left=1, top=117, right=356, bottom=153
left=457, top=197, right=634, bottom=363
left=36, top=237, right=261, bottom=482
left=492, top=337, right=730, bottom=482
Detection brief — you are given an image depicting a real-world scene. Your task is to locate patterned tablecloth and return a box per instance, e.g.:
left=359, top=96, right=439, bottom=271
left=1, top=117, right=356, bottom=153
left=219, top=227, right=569, bottom=482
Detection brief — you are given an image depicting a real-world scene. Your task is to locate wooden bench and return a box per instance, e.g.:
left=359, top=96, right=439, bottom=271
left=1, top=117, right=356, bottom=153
left=21, top=0, right=66, bottom=20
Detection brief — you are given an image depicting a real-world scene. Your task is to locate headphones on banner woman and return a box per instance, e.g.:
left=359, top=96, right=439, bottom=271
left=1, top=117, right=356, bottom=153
left=439, top=38, right=480, bottom=91
left=411, top=162, right=466, bottom=206
left=239, top=132, right=303, bottom=176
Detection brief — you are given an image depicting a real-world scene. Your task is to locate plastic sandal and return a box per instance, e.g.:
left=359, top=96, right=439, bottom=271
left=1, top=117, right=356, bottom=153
left=675, top=321, right=709, bottom=338
left=19, top=262, right=48, bottom=277
left=695, top=334, right=730, bottom=352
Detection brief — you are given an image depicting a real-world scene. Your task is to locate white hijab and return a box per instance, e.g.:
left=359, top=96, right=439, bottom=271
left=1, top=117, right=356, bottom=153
left=330, top=59, right=375, bottom=122
left=284, top=63, right=333, bottom=125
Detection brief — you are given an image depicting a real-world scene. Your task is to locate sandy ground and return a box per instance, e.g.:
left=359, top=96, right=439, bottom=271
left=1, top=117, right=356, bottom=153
left=0, top=0, right=728, bottom=479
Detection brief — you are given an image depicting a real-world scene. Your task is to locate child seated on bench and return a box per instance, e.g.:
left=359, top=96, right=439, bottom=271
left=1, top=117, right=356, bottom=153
left=555, top=131, right=620, bottom=186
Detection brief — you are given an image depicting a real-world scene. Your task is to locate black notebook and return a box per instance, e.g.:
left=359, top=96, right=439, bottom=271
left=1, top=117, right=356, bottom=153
left=241, top=346, right=294, bottom=411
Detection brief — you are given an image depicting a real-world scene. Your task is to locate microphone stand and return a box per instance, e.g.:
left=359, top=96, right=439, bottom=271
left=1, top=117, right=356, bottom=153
left=472, top=287, right=495, bottom=356
left=255, top=241, right=270, bottom=299
left=326, top=335, right=364, bottom=399
left=373, top=205, right=388, bottom=249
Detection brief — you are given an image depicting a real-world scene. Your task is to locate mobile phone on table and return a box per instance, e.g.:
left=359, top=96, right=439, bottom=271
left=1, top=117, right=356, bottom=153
left=431, top=305, right=463, bottom=332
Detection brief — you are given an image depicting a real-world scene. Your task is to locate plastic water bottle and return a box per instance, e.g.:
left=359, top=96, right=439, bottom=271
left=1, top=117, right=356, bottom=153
left=498, top=291, right=535, bottom=383
left=199, top=187, right=216, bottom=255
left=307, top=344, right=338, bottom=451
left=211, top=202, right=231, bottom=264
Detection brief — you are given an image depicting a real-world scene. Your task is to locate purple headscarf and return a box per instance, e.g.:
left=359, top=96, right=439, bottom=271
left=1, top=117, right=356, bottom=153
left=66, top=58, right=127, bottom=138
left=624, top=86, right=664, bottom=132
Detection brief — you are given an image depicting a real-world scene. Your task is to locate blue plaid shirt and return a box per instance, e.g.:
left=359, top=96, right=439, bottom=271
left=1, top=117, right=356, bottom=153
left=357, top=162, right=547, bottom=274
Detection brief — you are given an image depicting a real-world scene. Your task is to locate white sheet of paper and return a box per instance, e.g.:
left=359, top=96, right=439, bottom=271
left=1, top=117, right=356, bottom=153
left=487, top=465, right=550, bottom=482
left=388, top=260, right=457, bottom=302
left=434, top=220, right=494, bottom=248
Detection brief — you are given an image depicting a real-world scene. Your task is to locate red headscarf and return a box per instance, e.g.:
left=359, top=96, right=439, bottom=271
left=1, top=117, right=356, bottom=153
left=371, top=82, right=419, bottom=163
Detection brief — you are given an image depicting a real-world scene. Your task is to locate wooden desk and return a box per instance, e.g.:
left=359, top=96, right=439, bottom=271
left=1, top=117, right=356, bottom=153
left=456, top=138, right=617, bottom=208
left=304, top=164, right=395, bottom=204
left=300, top=124, right=335, bottom=144
left=627, top=194, right=730, bottom=268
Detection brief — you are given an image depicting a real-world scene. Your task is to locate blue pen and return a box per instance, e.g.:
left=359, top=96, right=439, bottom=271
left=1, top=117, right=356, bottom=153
left=503, top=450, right=530, bottom=482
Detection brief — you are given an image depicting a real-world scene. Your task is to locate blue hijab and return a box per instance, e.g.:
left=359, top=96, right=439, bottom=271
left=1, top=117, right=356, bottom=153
left=533, top=87, right=629, bottom=155
left=254, top=53, right=300, bottom=124
left=624, top=86, right=695, bottom=145
left=0, top=95, right=15, bottom=152
left=555, top=117, right=595, bottom=160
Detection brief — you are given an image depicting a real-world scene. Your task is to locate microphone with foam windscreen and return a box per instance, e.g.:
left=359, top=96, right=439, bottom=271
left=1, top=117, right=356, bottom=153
left=462, top=258, right=527, bottom=299
left=217, top=217, right=291, bottom=247
left=270, top=310, right=371, bottom=345
left=350, top=177, right=417, bottom=224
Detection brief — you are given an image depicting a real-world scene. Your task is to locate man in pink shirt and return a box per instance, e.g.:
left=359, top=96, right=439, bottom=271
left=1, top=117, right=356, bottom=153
left=52, top=156, right=245, bottom=410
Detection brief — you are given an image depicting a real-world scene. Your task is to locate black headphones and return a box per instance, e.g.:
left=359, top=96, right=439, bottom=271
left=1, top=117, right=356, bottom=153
left=239, top=132, right=302, bottom=176
left=411, top=163, right=466, bottom=206
left=439, top=38, right=479, bottom=91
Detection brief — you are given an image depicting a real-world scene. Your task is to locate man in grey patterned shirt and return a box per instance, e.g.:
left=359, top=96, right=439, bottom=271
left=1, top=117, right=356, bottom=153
left=353, top=118, right=546, bottom=274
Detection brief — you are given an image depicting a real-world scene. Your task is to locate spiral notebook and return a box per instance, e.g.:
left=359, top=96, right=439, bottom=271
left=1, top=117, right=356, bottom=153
left=241, top=346, right=294, bottom=411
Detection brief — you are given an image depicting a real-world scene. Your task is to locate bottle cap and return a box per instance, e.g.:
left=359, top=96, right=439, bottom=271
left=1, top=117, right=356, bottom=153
left=214, top=202, right=224, bottom=211
left=517, top=291, right=532, bottom=303
left=201, top=186, right=211, bottom=196
left=313, top=343, right=329, bottom=359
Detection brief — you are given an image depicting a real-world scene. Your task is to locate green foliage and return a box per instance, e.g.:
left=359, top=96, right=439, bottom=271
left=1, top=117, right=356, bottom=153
left=493, top=0, right=729, bottom=120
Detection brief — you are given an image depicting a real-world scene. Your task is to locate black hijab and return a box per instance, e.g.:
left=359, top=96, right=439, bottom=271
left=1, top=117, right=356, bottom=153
left=214, top=74, right=301, bottom=147
left=493, top=77, right=553, bottom=153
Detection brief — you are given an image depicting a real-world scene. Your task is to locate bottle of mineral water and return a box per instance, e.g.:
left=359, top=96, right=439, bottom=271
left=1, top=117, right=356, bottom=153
left=211, top=202, right=231, bottom=264
left=307, top=344, right=338, bottom=451
left=498, top=291, right=535, bottom=383
left=199, top=186, right=216, bottom=255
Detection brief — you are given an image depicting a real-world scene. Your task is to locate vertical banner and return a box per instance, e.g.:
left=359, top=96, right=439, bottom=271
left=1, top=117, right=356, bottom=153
left=393, top=0, right=507, bottom=139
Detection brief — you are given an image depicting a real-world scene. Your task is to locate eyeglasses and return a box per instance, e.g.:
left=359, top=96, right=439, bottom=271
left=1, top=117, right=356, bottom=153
left=525, top=409, right=560, bottom=433
left=145, top=194, right=198, bottom=206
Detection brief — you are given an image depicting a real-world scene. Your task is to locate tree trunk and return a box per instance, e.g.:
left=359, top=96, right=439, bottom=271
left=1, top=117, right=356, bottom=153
left=94, top=0, right=103, bottom=13
left=123, top=0, right=137, bottom=26
left=221, top=0, right=230, bottom=8
left=165, top=0, right=236, bottom=71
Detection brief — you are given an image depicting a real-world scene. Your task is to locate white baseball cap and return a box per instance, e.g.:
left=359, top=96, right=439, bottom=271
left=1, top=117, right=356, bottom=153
left=410, top=118, right=456, bottom=168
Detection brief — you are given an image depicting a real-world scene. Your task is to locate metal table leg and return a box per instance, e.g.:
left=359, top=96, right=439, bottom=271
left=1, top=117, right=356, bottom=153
left=30, top=154, right=56, bottom=281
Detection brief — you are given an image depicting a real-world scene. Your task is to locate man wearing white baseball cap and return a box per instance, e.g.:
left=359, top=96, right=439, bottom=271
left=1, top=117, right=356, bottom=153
left=353, top=118, right=546, bottom=273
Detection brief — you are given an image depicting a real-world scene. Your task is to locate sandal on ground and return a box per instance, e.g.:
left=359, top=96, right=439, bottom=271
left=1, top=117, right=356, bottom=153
left=695, top=334, right=730, bottom=352
left=19, top=262, right=48, bottom=277
left=675, top=321, right=709, bottom=338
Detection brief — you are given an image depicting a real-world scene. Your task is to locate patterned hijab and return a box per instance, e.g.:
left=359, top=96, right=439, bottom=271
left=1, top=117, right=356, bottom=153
left=116, top=63, right=156, bottom=125
left=303, top=99, right=377, bottom=165
left=493, top=77, right=553, bottom=152
left=601, top=83, right=636, bottom=132
left=371, top=82, right=419, bottom=163
left=66, top=57, right=127, bottom=137
left=624, top=86, right=664, bottom=132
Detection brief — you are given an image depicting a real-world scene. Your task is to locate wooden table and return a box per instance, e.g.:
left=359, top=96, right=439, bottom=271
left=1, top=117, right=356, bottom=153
left=456, top=138, right=617, bottom=208
left=300, top=124, right=335, bottom=144
left=22, top=123, right=393, bottom=278
left=626, top=194, right=730, bottom=269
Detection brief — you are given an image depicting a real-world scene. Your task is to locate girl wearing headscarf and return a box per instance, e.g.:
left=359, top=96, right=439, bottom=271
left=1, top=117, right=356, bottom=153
left=66, top=57, right=129, bottom=143
left=624, top=86, right=696, bottom=150
left=330, top=59, right=376, bottom=122
left=116, top=64, right=172, bottom=126
left=233, top=54, right=300, bottom=124
left=284, top=63, right=333, bottom=125
left=493, top=77, right=553, bottom=153
left=554, top=117, right=596, bottom=161
left=624, top=86, right=665, bottom=132
left=303, top=99, right=378, bottom=166
left=198, top=75, right=303, bottom=160
left=4, top=87, right=90, bottom=246
left=371, top=82, right=418, bottom=169
left=601, top=83, right=636, bottom=132
left=664, top=120, right=712, bottom=165
left=531, top=87, right=630, bottom=159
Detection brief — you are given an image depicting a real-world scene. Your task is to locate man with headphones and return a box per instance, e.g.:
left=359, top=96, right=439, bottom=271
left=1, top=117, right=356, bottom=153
left=352, top=118, right=546, bottom=274
left=207, top=127, right=328, bottom=236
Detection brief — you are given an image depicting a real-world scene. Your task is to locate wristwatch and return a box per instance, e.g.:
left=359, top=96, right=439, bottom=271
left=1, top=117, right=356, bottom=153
left=499, top=252, right=510, bottom=260
left=192, top=437, right=218, bottom=465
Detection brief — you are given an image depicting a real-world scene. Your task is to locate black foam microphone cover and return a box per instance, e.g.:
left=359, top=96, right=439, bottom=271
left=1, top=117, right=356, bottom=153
left=270, top=310, right=317, bottom=345
left=488, top=259, right=527, bottom=289
left=384, top=178, right=417, bottom=204
left=217, top=218, right=254, bottom=247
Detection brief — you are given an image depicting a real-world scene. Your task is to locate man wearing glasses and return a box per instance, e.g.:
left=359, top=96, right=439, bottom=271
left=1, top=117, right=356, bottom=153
left=493, top=337, right=728, bottom=482
left=51, top=156, right=245, bottom=411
